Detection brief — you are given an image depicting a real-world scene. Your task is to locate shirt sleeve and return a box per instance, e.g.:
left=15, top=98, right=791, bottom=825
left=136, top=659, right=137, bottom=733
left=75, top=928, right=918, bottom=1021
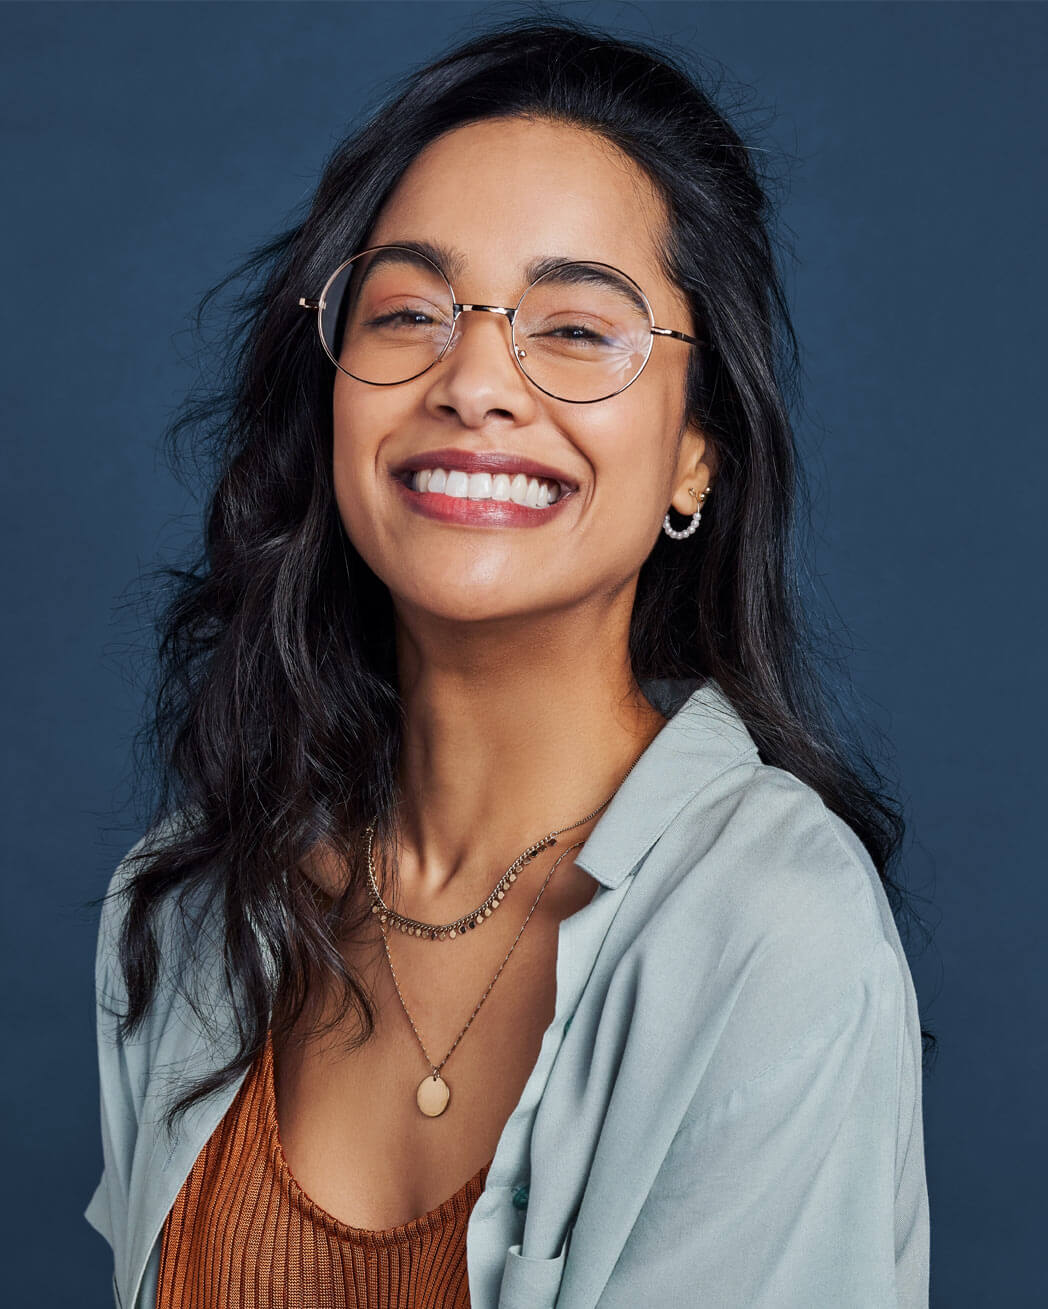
left=83, top=833, right=150, bottom=1255
left=595, top=938, right=930, bottom=1309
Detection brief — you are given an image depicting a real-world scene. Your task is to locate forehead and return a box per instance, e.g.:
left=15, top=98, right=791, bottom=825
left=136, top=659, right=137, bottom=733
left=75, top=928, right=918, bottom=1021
left=366, top=117, right=676, bottom=303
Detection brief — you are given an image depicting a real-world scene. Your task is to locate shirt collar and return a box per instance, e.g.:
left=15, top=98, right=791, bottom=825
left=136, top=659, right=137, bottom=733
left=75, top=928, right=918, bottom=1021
left=574, top=676, right=761, bottom=889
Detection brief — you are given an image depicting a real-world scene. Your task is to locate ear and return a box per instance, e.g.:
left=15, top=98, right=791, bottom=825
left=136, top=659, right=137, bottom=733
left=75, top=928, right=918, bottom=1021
left=668, top=418, right=717, bottom=517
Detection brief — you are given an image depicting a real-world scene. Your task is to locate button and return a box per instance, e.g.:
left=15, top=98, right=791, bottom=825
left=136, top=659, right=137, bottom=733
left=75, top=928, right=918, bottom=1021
left=512, top=1184, right=529, bottom=1210
left=564, top=1013, right=573, bottom=1033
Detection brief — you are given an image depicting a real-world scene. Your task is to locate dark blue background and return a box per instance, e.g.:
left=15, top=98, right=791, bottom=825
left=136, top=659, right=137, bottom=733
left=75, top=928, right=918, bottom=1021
left=2, top=3, right=1042, bottom=1305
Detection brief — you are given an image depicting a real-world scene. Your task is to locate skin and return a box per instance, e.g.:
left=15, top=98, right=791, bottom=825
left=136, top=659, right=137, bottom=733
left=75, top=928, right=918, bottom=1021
left=331, top=115, right=717, bottom=919
left=272, top=116, right=718, bottom=1230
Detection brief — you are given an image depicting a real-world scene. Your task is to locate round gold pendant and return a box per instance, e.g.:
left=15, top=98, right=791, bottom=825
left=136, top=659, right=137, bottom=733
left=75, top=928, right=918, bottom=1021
left=416, top=1072, right=451, bottom=1117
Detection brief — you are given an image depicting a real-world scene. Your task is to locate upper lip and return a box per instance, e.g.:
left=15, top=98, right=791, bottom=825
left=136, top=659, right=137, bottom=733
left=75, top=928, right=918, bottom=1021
left=392, top=447, right=579, bottom=493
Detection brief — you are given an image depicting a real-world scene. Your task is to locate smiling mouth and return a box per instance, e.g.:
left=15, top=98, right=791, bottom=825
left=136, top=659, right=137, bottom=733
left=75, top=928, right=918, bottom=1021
left=395, top=467, right=574, bottom=508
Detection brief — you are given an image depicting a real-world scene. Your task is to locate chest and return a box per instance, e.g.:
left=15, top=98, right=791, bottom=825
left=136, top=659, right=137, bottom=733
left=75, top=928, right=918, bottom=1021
left=271, top=871, right=593, bottom=1232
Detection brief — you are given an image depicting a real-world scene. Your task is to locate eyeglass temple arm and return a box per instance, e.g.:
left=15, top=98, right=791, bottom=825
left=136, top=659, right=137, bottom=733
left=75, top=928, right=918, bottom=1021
left=299, top=297, right=321, bottom=311
left=652, top=325, right=704, bottom=347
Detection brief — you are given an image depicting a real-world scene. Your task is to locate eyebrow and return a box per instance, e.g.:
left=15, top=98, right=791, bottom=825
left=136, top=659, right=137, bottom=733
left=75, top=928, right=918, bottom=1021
left=380, top=238, right=649, bottom=315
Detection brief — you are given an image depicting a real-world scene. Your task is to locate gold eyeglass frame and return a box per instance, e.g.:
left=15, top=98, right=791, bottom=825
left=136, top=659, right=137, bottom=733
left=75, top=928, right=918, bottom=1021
left=298, top=242, right=706, bottom=404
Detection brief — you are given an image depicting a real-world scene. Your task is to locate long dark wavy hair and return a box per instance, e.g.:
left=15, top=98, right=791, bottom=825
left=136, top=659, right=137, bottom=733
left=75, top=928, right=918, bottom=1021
left=100, top=11, right=936, bottom=1133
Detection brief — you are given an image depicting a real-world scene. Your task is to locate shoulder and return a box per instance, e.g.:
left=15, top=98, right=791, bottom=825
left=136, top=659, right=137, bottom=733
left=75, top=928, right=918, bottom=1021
left=660, top=758, right=884, bottom=953
left=627, top=760, right=905, bottom=1092
left=90, top=812, right=226, bottom=1173
left=94, top=808, right=216, bottom=1013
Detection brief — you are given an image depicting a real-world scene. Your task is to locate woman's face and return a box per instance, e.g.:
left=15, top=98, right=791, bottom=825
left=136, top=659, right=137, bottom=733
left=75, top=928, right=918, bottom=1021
left=331, top=116, right=714, bottom=628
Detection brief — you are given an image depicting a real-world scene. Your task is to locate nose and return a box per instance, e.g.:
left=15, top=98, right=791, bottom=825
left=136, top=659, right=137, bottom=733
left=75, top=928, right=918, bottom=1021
left=424, top=303, right=536, bottom=426
left=438, top=303, right=533, bottom=383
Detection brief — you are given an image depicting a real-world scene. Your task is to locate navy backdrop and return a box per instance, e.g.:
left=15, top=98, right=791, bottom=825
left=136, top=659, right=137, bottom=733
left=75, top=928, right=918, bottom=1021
left=2, top=3, right=1043, bottom=1305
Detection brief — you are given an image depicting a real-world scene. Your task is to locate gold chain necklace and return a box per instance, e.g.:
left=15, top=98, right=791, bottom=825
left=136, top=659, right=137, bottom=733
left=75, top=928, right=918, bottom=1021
left=364, top=769, right=635, bottom=939
left=365, top=827, right=558, bottom=940
left=372, top=828, right=585, bottom=1116
left=365, top=754, right=643, bottom=1116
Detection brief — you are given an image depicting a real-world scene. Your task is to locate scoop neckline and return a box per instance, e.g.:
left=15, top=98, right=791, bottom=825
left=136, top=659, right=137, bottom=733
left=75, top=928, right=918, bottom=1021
left=262, top=1027, right=494, bottom=1247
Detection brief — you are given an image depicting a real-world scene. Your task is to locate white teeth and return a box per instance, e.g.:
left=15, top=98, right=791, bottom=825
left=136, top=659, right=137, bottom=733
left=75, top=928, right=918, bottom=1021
left=407, top=467, right=564, bottom=508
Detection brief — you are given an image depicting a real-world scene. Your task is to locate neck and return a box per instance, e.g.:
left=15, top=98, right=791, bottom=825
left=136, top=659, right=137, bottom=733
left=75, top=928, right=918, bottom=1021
left=385, top=598, right=666, bottom=912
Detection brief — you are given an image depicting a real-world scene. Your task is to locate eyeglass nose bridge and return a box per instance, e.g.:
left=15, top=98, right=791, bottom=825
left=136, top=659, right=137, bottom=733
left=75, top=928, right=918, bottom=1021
left=445, top=302, right=530, bottom=362
left=456, top=303, right=514, bottom=316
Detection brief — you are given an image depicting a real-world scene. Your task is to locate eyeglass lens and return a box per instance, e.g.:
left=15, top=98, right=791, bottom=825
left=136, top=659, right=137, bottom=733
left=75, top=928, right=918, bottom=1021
left=319, top=247, right=653, bottom=403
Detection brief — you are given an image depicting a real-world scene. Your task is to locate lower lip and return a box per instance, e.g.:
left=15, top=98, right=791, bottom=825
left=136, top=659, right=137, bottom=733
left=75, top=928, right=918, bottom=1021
left=392, top=476, right=575, bottom=527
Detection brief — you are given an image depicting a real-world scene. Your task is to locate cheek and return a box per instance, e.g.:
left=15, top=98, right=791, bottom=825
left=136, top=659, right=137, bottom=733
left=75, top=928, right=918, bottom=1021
left=585, top=396, right=675, bottom=523
left=331, top=377, right=362, bottom=467
left=331, top=427, right=361, bottom=519
left=331, top=439, right=394, bottom=588
left=331, top=388, right=382, bottom=545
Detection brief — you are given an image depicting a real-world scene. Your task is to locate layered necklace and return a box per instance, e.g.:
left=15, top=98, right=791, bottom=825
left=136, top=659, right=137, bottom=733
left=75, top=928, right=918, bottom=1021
left=364, top=754, right=642, bottom=1117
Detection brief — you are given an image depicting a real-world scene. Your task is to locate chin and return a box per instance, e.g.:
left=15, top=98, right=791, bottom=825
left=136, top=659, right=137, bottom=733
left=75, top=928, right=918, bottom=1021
left=389, top=577, right=564, bottom=627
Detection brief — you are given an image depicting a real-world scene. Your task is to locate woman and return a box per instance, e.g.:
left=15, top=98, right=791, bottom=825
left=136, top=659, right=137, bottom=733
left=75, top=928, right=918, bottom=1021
left=85, top=16, right=932, bottom=1309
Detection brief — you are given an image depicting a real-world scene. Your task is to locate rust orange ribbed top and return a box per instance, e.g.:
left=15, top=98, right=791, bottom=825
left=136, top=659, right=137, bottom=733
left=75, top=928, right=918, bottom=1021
left=155, top=1028, right=494, bottom=1308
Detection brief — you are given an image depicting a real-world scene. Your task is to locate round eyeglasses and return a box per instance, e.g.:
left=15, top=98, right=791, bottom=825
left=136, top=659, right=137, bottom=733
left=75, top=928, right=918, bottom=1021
left=298, top=243, right=705, bottom=404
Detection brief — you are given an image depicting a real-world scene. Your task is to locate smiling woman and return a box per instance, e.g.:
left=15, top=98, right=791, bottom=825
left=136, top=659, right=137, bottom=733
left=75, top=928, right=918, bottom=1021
left=84, top=13, right=931, bottom=1309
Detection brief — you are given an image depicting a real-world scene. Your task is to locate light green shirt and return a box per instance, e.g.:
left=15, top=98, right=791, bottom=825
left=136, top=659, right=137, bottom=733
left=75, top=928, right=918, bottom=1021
left=85, top=676, right=930, bottom=1307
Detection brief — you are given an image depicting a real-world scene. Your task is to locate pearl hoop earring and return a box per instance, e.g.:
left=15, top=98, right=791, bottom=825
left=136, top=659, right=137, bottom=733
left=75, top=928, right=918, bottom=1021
left=662, top=486, right=710, bottom=541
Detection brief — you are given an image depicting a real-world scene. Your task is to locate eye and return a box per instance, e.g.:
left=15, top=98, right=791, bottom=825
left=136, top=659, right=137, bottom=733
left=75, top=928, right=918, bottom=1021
left=548, top=324, right=605, bottom=342
left=366, top=306, right=436, bottom=328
